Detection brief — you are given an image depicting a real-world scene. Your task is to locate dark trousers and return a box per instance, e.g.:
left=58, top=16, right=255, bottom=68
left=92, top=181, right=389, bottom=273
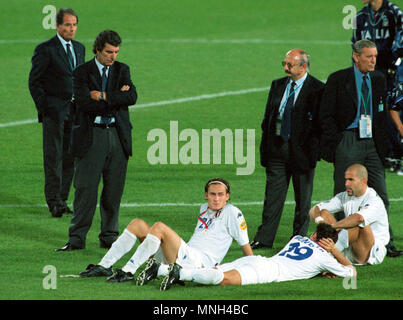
left=68, top=126, right=128, bottom=248
left=254, top=138, right=314, bottom=247
left=42, top=115, right=74, bottom=209
left=333, top=130, right=394, bottom=245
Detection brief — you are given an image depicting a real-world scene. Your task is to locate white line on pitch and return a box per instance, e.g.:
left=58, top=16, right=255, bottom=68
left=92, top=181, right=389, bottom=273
left=0, top=86, right=269, bottom=128
left=1, top=198, right=403, bottom=209
left=129, top=86, right=269, bottom=110
left=0, top=38, right=350, bottom=45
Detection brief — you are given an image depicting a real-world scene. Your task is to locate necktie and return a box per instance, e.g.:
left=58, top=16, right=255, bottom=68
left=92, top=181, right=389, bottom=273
left=66, top=43, right=75, bottom=69
left=360, top=75, right=370, bottom=115
left=101, top=67, right=108, bottom=92
left=280, top=81, right=296, bottom=142
left=101, top=67, right=111, bottom=124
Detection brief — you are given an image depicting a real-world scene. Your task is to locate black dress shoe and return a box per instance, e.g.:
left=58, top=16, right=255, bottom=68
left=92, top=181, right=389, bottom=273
left=60, top=202, right=73, bottom=214
left=80, top=264, right=113, bottom=277
left=50, top=205, right=64, bottom=218
left=387, top=247, right=403, bottom=257
left=55, top=242, right=84, bottom=252
left=250, top=240, right=271, bottom=250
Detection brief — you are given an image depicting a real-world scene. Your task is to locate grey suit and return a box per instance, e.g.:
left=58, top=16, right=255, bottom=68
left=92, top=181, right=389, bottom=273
left=67, top=58, right=137, bottom=248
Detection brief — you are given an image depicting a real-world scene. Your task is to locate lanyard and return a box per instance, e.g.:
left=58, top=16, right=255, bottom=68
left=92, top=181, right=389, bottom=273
left=360, top=87, right=371, bottom=115
left=279, top=82, right=302, bottom=116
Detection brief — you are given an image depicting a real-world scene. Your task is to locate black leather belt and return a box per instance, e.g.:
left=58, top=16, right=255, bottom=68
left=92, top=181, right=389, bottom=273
left=94, top=123, right=116, bottom=129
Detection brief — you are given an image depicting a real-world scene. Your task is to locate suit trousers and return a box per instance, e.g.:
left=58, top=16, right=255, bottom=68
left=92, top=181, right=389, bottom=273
left=333, top=130, right=395, bottom=244
left=42, top=114, right=74, bottom=209
left=255, top=138, right=314, bottom=247
left=68, top=126, right=128, bottom=248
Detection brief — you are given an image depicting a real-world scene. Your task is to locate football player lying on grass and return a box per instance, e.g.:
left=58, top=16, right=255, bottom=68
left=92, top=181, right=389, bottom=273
left=164, top=223, right=356, bottom=288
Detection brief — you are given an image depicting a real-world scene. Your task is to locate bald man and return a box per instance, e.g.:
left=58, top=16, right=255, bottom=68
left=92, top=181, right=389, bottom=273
left=251, top=49, right=325, bottom=249
left=309, top=164, right=390, bottom=265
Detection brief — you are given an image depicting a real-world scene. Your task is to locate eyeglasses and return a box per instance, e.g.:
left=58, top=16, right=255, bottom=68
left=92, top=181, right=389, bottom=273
left=281, top=61, right=299, bottom=69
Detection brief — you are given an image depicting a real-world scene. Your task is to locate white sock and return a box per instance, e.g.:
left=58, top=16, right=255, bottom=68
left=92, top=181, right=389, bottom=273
left=99, top=229, right=137, bottom=268
left=122, top=233, right=161, bottom=274
left=157, top=264, right=169, bottom=277
left=335, top=229, right=349, bottom=252
left=180, top=268, right=224, bottom=285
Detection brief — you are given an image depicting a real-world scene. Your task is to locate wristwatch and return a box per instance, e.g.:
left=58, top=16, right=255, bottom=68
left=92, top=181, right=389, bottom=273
left=99, top=91, right=104, bottom=101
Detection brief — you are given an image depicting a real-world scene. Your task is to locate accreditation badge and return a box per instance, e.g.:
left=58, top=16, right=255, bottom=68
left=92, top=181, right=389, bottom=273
left=276, top=118, right=282, bottom=136
left=359, top=115, right=372, bottom=138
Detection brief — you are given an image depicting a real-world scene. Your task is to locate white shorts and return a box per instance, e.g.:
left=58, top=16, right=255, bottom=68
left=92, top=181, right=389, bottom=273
left=336, top=228, right=386, bottom=265
left=176, top=239, right=213, bottom=268
left=218, top=255, right=280, bottom=285
left=341, top=240, right=386, bottom=265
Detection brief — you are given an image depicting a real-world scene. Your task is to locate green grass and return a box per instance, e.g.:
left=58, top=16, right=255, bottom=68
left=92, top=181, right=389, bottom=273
left=0, top=0, right=402, bottom=302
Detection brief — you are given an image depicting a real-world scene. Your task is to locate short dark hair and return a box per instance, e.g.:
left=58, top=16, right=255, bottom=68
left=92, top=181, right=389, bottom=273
left=204, top=178, right=230, bottom=194
left=316, top=223, right=338, bottom=243
left=92, top=30, right=122, bottom=54
left=56, top=8, right=78, bottom=26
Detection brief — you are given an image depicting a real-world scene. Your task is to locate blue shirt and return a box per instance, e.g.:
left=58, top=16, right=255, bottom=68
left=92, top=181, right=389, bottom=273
left=347, top=65, right=373, bottom=129
left=279, top=72, right=308, bottom=117
left=93, top=58, right=115, bottom=124
left=94, top=58, right=110, bottom=78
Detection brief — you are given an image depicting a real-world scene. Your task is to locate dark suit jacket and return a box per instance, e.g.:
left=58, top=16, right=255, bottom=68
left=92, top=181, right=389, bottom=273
left=28, top=35, right=85, bottom=122
left=70, top=58, right=137, bottom=158
left=260, top=74, right=325, bottom=173
left=319, top=67, right=388, bottom=163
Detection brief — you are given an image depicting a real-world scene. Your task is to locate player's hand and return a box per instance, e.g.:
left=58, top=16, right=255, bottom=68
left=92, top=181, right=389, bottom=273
left=120, top=85, right=130, bottom=91
left=318, top=237, right=335, bottom=252
left=321, top=271, right=339, bottom=278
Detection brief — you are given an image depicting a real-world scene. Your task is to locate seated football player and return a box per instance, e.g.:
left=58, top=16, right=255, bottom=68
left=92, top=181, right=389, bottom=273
left=309, top=164, right=391, bottom=264
left=79, top=177, right=253, bottom=290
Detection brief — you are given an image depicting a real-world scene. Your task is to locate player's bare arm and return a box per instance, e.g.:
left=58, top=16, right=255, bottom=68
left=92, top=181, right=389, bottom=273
left=332, top=213, right=364, bottom=230
left=241, top=243, right=253, bottom=256
left=319, top=237, right=357, bottom=276
left=309, top=206, right=336, bottom=225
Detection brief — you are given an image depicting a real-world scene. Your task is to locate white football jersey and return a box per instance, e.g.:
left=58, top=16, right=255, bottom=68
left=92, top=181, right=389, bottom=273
left=316, top=187, right=390, bottom=246
left=269, top=236, right=355, bottom=282
left=187, top=203, right=249, bottom=266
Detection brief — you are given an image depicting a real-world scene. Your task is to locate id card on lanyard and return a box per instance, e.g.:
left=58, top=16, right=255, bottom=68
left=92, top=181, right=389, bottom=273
left=359, top=115, right=372, bottom=138
left=359, top=85, right=372, bottom=138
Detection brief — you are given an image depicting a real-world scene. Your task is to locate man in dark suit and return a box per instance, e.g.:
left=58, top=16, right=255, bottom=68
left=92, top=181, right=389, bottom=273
left=29, top=8, right=85, bottom=217
left=319, top=39, right=402, bottom=257
left=250, top=49, right=324, bottom=249
left=57, top=30, right=137, bottom=251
